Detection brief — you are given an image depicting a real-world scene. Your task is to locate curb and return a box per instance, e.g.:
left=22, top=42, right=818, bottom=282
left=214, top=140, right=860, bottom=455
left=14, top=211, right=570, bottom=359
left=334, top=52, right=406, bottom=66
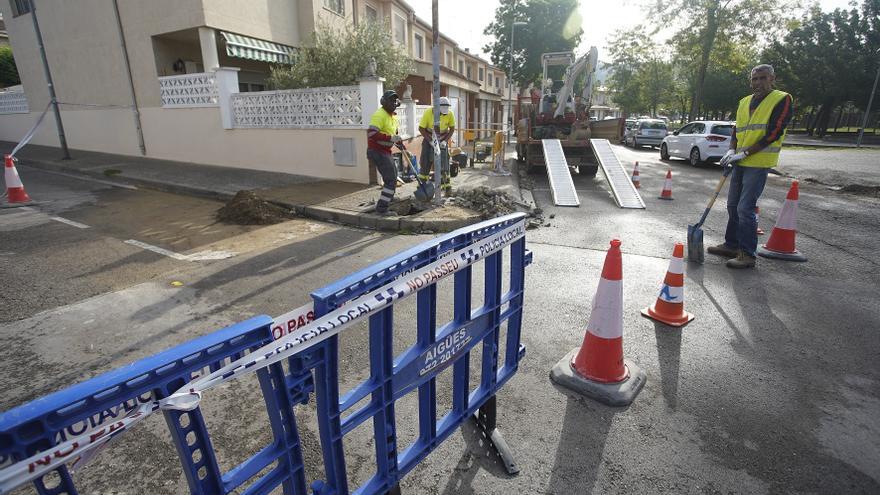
left=18, top=156, right=483, bottom=234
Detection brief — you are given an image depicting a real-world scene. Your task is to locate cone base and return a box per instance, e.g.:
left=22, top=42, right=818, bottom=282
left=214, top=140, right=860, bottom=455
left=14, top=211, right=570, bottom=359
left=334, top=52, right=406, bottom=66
left=641, top=305, right=694, bottom=327
left=550, top=349, right=646, bottom=407
left=6, top=188, right=31, bottom=204
left=757, top=245, right=807, bottom=262
left=0, top=200, right=37, bottom=209
left=658, top=195, right=674, bottom=200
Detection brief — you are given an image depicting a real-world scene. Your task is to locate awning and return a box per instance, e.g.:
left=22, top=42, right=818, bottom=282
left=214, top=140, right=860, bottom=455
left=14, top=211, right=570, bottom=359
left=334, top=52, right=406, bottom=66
left=220, top=31, right=296, bottom=64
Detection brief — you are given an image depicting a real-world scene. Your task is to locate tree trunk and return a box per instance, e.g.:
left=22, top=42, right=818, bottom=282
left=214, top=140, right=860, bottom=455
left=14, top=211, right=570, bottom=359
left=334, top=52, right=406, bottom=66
left=833, top=107, right=844, bottom=132
left=815, top=99, right=836, bottom=137
left=805, top=107, right=816, bottom=136
left=689, top=6, right=719, bottom=119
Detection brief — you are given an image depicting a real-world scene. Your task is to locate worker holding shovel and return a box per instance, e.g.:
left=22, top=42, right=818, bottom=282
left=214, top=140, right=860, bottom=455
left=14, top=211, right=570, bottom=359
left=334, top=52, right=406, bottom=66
left=709, top=64, right=793, bottom=269
left=367, top=90, right=403, bottom=216
left=418, top=96, right=456, bottom=196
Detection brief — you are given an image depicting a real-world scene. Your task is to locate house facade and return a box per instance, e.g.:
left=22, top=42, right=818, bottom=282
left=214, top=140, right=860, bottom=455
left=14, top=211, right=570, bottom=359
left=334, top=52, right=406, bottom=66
left=0, top=0, right=510, bottom=183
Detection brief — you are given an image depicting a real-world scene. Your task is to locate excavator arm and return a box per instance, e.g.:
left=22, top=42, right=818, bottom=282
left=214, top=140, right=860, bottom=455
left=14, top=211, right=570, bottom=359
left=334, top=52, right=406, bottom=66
left=553, top=46, right=599, bottom=119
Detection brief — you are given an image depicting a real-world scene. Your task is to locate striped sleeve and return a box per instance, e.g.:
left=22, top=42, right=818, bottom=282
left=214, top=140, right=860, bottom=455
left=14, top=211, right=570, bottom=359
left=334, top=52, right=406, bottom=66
left=756, top=94, right=793, bottom=149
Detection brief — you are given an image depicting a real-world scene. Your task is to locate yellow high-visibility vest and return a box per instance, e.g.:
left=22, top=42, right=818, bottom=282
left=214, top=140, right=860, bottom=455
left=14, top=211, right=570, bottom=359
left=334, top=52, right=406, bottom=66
left=735, top=89, right=790, bottom=168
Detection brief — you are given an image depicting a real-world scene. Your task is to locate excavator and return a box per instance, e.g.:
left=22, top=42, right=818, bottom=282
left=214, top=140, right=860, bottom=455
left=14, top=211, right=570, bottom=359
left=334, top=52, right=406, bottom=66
left=515, top=47, right=624, bottom=176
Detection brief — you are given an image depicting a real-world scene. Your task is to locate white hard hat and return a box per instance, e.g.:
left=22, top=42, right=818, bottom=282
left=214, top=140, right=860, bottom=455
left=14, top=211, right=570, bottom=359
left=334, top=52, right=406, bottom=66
left=438, top=96, right=451, bottom=106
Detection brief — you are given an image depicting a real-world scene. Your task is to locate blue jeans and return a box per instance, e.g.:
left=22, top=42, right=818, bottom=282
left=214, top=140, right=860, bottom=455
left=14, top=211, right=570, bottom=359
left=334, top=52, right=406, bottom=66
left=724, top=165, right=769, bottom=257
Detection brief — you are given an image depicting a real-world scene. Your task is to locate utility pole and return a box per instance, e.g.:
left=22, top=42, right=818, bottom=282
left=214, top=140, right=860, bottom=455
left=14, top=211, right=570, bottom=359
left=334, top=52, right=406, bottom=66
left=431, top=0, right=442, bottom=205
left=28, top=0, right=70, bottom=159
left=856, top=48, right=880, bottom=148
left=506, top=21, right=526, bottom=150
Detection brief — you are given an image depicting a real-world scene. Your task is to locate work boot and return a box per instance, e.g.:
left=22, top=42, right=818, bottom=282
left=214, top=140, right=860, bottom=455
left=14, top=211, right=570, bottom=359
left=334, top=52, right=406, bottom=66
left=726, top=250, right=756, bottom=269
left=707, top=243, right=738, bottom=258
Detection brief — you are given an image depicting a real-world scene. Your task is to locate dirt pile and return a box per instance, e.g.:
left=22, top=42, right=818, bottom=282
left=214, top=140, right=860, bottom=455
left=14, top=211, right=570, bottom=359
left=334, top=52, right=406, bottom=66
left=216, top=190, right=295, bottom=225
left=448, top=187, right=523, bottom=220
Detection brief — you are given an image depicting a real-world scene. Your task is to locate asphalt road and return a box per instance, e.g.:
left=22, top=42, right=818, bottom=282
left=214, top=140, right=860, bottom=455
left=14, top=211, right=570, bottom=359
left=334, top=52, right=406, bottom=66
left=1, top=150, right=878, bottom=494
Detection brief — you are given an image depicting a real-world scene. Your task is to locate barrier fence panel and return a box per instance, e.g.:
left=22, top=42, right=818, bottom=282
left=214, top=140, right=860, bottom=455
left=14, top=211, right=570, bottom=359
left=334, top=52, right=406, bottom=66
left=0, top=213, right=531, bottom=495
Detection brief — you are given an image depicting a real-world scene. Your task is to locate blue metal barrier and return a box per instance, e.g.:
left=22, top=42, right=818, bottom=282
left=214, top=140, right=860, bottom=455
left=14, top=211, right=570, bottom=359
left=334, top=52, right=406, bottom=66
left=0, top=213, right=531, bottom=494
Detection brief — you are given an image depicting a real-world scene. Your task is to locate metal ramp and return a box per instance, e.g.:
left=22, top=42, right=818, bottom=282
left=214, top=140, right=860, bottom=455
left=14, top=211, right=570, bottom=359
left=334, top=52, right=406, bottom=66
left=590, top=138, right=646, bottom=209
left=542, top=139, right=580, bottom=206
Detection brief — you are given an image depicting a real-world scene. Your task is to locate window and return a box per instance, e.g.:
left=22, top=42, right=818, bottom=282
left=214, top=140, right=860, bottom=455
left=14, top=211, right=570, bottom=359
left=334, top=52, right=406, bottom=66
left=677, top=123, right=694, bottom=134
left=496, top=75, right=501, bottom=88
left=711, top=124, right=734, bottom=136
left=488, top=73, right=493, bottom=86
left=365, top=5, right=378, bottom=23
left=238, top=83, right=266, bottom=93
left=458, top=60, right=464, bottom=74
left=466, top=65, right=472, bottom=79
left=323, top=0, right=344, bottom=15
left=478, top=67, right=484, bottom=81
left=692, top=123, right=706, bottom=134
left=414, top=34, right=424, bottom=59
left=393, top=14, right=406, bottom=45
left=445, top=50, right=452, bottom=67
left=10, top=0, right=31, bottom=16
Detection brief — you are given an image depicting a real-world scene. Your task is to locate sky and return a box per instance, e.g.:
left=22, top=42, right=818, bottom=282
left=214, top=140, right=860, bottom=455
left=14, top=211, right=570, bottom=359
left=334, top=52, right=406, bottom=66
left=407, top=0, right=859, bottom=63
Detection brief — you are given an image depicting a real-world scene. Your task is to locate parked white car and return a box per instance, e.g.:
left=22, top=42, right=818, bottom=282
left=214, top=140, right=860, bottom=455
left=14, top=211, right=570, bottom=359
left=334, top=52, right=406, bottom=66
left=660, top=120, right=735, bottom=166
left=625, top=119, right=668, bottom=148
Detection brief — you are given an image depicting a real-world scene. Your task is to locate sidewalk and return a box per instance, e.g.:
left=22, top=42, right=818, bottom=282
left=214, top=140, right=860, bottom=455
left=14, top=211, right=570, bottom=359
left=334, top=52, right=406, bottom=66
left=1, top=141, right=527, bottom=233
left=785, top=134, right=880, bottom=149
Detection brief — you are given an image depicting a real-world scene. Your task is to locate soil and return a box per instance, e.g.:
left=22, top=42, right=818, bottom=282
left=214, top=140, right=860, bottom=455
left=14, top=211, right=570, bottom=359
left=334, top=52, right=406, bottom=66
left=216, top=190, right=296, bottom=225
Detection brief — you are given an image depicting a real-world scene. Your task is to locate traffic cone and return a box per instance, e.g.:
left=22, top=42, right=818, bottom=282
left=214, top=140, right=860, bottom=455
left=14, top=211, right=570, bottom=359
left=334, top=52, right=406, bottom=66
left=631, top=162, right=640, bottom=189
left=658, top=169, right=673, bottom=200
left=641, top=243, right=694, bottom=327
left=550, top=239, right=646, bottom=406
left=757, top=181, right=807, bottom=261
left=755, top=206, right=765, bottom=235
left=4, top=154, right=32, bottom=204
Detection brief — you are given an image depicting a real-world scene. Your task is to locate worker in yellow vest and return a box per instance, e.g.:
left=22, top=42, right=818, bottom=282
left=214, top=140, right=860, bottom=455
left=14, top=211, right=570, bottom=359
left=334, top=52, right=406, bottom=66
left=418, top=96, right=455, bottom=195
left=367, top=90, right=402, bottom=216
left=710, top=64, right=793, bottom=269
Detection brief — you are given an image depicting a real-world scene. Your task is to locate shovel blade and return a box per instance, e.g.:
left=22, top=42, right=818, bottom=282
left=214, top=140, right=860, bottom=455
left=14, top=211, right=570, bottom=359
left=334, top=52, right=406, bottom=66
left=687, top=224, right=704, bottom=264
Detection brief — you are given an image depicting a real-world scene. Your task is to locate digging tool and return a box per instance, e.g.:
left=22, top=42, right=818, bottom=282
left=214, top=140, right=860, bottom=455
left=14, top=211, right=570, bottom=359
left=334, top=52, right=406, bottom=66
left=687, top=165, right=733, bottom=263
left=397, top=144, right=435, bottom=201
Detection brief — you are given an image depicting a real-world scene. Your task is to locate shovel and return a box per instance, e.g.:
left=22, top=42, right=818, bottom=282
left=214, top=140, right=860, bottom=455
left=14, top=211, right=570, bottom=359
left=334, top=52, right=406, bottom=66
left=687, top=166, right=733, bottom=263
left=398, top=145, right=435, bottom=201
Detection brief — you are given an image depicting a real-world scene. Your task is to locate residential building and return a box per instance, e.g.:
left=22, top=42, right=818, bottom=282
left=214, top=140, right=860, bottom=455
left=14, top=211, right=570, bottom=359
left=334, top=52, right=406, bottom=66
left=0, top=0, right=511, bottom=183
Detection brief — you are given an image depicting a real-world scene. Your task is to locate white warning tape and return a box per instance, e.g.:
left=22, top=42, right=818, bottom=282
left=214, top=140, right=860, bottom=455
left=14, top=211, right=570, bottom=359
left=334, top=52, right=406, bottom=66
left=0, top=220, right=525, bottom=493
left=9, top=102, right=52, bottom=159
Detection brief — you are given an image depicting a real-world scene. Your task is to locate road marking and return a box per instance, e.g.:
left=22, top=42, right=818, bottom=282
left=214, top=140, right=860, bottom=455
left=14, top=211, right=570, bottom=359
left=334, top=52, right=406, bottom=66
left=50, top=216, right=90, bottom=229
left=124, top=239, right=237, bottom=262
left=124, top=239, right=188, bottom=260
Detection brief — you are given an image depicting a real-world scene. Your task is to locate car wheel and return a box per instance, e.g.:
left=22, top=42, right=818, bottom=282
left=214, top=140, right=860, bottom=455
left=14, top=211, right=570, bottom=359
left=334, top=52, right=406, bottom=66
left=633, top=138, right=639, bottom=149
left=660, top=143, right=670, bottom=161
left=689, top=147, right=702, bottom=166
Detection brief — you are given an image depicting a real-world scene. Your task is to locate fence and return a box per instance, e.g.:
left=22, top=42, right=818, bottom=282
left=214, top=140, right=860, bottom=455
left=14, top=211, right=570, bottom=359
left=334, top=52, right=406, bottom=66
left=0, top=213, right=532, bottom=495
left=158, top=72, right=220, bottom=108
left=0, top=90, right=29, bottom=115
left=231, top=86, right=363, bottom=129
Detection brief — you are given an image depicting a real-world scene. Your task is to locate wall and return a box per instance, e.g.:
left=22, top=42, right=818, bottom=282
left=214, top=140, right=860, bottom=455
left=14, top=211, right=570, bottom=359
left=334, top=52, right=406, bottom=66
left=202, top=0, right=301, bottom=47
left=140, top=107, right=368, bottom=182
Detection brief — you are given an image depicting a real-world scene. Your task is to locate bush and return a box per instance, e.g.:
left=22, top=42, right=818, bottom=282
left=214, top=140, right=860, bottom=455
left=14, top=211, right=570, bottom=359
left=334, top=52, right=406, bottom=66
left=0, top=46, right=21, bottom=87
left=268, top=21, right=413, bottom=90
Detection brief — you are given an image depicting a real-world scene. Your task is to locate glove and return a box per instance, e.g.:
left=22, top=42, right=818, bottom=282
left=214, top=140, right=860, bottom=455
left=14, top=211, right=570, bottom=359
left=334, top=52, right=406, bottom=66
left=390, top=135, right=402, bottom=144
left=719, top=149, right=735, bottom=167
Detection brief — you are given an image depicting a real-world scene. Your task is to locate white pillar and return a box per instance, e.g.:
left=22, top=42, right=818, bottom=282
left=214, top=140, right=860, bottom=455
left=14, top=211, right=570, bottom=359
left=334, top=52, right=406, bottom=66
left=402, top=99, right=417, bottom=139
left=199, top=27, right=219, bottom=71
left=359, top=76, right=385, bottom=128
left=215, top=67, right=240, bottom=130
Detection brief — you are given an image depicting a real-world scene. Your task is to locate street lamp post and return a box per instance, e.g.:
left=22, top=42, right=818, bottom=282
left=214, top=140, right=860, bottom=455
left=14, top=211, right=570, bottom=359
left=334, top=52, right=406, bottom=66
left=856, top=48, right=880, bottom=148
left=506, top=21, right=527, bottom=151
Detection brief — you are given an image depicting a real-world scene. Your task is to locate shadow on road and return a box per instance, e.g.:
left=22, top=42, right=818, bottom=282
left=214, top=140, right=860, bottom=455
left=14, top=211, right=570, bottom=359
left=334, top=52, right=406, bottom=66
left=545, top=395, right=615, bottom=494
left=653, top=321, right=683, bottom=410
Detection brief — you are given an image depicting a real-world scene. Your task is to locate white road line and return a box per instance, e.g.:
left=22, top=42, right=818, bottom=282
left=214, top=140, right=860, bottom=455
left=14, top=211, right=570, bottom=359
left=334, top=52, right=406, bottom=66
left=50, top=216, right=90, bottom=229
left=124, top=239, right=188, bottom=260
left=124, top=239, right=237, bottom=262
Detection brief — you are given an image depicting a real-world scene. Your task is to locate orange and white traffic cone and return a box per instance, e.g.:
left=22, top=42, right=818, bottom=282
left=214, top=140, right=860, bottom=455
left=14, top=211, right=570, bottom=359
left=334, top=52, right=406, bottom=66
left=642, top=243, right=694, bottom=327
left=631, top=161, right=641, bottom=189
left=658, top=169, right=673, bottom=200
left=550, top=239, right=646, bottom=406
left=4, top=154, right=32, bottom=204
left=757, top=181, right=807, bottom=261
left=755, top=206, right=765, bottom=235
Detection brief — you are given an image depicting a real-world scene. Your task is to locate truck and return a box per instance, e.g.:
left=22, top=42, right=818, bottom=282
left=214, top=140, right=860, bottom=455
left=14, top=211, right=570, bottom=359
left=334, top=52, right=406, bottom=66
left=514, top=48, right=625, bottom=176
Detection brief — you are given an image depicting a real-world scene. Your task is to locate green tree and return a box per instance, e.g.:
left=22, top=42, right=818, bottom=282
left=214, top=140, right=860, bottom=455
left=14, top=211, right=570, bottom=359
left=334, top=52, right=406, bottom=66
left=483, top=0, right=583, bottom=86
left=647, top=0, right=799, bottom=119
left=762, top=1, right=879, bottom=135
left=606, top=27, right=650, bottom=116
left=268, top=22, right=412, bottom=90
left=0, top=46, right=21, bottom=87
